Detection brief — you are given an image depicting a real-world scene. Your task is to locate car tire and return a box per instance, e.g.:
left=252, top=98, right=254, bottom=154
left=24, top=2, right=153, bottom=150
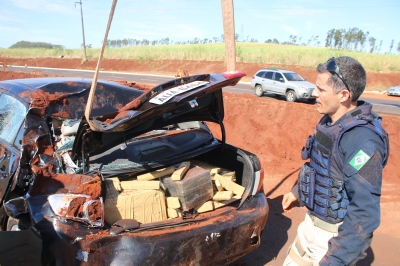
left=255, top=85, right=264, bottom=97
left=286, top=90, right=297, bottom=102
left=0, top=207, right=7, bottom=231
left=0, top=207, right=26, bottom=231
left=6, top=217, right=21, bottom=231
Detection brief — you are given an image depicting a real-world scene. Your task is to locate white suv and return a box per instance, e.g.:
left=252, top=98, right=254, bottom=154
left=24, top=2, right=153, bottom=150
left=250, top=68, right=316, bottom=102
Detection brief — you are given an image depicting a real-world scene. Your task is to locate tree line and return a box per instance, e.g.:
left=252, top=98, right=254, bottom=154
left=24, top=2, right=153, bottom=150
left=9, top=41, right=65, bottom=49
left=104, top=27, right=399, bottom=54
left=8, top=27, right=400, bottom=54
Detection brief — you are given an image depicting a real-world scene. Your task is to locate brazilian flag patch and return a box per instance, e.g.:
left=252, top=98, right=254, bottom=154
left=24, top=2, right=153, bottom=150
left=349, top=150, right=371, bottom=170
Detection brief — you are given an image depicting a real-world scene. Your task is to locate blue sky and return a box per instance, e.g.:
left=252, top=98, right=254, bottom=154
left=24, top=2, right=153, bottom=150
left=1, top=0, right=400, bottom=53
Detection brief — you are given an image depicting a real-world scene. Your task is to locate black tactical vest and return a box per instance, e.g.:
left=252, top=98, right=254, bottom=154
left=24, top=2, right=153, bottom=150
left=298, top=102, right=389, bottom=224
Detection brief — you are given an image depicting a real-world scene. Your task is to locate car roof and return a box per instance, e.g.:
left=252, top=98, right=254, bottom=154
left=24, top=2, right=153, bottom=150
left=0, top=77, right=145, bottom=120
left=0, top=77, right=136, bottom=95
left=258, top=68, right=295, bottom=73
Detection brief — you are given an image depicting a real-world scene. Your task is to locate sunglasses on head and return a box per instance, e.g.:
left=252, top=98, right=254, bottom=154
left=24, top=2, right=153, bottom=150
left=326, top=57, right=349, bottom=91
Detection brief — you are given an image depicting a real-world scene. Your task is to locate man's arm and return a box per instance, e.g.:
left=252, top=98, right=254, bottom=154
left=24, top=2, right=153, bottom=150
left=320, top=128, right=386, bottom=265
left=282, top=184, right=299, bottom=213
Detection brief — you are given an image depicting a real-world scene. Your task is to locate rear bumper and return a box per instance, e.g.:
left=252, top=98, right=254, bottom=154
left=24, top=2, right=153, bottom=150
left=39, top=193, right=269, bottom=265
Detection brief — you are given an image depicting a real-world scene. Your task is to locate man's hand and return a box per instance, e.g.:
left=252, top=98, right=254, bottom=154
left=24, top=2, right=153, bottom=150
left=282, top=191, right=298, bottom=213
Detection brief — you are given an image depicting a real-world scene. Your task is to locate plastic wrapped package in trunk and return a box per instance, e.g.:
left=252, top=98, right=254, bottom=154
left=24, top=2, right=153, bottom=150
left=161, top=166, right=214, bottom=211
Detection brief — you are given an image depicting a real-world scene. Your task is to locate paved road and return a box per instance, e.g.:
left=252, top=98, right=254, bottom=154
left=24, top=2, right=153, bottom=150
left=7, top=65, right=400, bottom=116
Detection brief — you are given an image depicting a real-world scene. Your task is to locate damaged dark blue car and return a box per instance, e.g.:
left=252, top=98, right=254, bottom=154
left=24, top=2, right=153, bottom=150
left=0, top=72, right=268, bottom=265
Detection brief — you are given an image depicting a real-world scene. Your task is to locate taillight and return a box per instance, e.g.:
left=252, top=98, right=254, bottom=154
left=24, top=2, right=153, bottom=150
left=251, top=169, right=264, bottom=195
left=221, top=70, right=246, bottom=79
left=48, top=194, right=104, bottom=227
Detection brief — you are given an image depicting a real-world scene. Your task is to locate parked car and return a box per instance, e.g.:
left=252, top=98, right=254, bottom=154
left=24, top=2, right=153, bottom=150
left=251, top=68, right=316, bottom=102
left=0, top=73, right=268, bottom=265
left=387, top=85, right=400, bottom=96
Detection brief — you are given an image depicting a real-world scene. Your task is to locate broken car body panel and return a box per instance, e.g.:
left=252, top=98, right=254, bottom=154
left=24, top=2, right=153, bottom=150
left=0, top=72, right=269, bottom=265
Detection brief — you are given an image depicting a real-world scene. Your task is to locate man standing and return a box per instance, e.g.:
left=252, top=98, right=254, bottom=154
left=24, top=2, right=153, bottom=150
left=282, top=56, right=390, bottom=265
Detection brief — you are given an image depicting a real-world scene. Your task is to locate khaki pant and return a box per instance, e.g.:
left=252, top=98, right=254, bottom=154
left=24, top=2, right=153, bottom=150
left=283, top=212, right=371, bottom=266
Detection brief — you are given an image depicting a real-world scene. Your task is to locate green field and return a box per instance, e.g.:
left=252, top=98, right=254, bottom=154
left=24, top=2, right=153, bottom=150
left=1, top=42, right=399, bottom=73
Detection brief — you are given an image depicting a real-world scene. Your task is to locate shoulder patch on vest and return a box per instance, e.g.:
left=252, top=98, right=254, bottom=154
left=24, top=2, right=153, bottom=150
left=349, top=150, right=371, bottom=170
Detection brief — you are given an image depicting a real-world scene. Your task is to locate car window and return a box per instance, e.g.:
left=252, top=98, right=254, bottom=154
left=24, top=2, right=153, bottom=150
left=255, top=71, right=266, bottom=78
left=264, top=71, right=273, bottom=80
left=283, top=72, right=305, bottom=81
left=13, top=124, right=24, bottom=149
left=274, top=73, right=284, bottom=81
left=0, top=94, right=26, bottom=144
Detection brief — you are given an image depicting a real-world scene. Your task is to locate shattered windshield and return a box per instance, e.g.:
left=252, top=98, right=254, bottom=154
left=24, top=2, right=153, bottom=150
left=0, top=94, right=26, bottom=143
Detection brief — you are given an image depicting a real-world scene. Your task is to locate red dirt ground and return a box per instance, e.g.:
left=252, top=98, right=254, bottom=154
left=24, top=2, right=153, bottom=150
left=1, top=58, right=399, bottom=265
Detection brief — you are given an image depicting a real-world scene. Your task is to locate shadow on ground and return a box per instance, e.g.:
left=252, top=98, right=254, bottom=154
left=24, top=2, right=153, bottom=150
left=232, top=196, right=292, bottom=266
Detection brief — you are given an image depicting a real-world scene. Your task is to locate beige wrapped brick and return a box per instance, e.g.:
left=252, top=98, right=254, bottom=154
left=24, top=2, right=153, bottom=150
left=121, top=180, right=159, bottom=190
left=166, top=197, right=181, bottom=209
left=221, top=171, right=236, bottom=181
left=210, top=168, right=220, bottom=175
left=167, top=208, right=179, bottom=218
left=213, top=195, right=241, bottom=209
left=214, top=179, right=224, bottom=191
left=104, top=190, right=167, bottom=225
left=137, top=166, right=175, bottom=181
left=171, top=161, right=190, bottom=181
left=213, top=191, right=233, bottom=201
left=195, top=201, right=214, bottom=213
left=195, top=195, right=241, bottom=213
left=215, top=174, right=245, bottom=197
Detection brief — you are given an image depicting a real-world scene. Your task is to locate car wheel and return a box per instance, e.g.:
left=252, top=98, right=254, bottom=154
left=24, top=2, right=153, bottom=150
left=0, top=208, right=7, bottom=231
left=7, top=217, right=21, bottom=231
left=0, top=207, right=24, bottom=231
left=255, top=85, right=264, bottom=97
left=285, top=90, right=297, bottom=102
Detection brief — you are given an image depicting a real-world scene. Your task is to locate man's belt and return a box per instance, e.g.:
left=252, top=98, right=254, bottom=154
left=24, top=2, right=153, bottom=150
left=310, top=213, right=341, bottom=233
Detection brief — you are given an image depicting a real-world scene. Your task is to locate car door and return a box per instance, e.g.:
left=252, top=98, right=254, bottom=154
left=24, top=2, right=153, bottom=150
left=260, top=71, right=274, bottom=92
left=0, top=93, right=26, bottom=204
left=270, top=72, right=286, bottom=94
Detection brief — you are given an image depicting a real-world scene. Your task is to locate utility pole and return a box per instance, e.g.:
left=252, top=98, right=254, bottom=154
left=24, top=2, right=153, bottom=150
left=75, top=0, right=87, bottom=62
left=221, top=0, right=236, bottom=72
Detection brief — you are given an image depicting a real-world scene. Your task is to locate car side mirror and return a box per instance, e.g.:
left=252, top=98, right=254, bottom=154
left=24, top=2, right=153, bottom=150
left=279, top=78, right=284, bottom=83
